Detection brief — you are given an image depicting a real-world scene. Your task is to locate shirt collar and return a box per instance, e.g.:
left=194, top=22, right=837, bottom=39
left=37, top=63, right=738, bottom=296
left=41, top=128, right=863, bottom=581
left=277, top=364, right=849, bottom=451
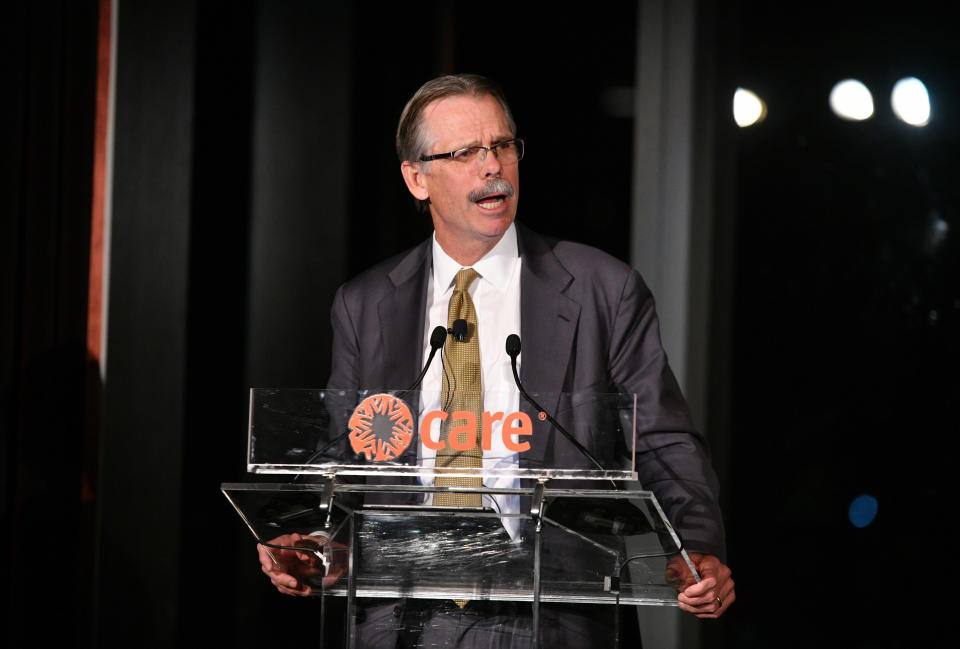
left=432, top=222, right=519, bottom=298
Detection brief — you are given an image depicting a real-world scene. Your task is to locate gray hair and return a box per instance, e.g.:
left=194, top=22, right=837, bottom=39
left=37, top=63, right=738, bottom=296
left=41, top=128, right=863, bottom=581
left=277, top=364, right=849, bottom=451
left=396, top=74, right=517, bottom=212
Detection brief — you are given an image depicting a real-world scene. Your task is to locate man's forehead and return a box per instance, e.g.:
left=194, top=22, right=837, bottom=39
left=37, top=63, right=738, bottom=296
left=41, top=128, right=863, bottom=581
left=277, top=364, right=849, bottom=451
left=422, top=94, right=512, bottom=147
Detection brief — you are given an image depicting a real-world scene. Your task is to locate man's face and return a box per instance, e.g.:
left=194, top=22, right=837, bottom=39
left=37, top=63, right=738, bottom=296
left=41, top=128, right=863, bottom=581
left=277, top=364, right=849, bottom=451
left=402, top=94, right=520, bottom=259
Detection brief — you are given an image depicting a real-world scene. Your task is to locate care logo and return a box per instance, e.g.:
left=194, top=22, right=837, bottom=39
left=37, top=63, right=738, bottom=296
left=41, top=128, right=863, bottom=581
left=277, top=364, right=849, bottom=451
left=347, top=394, right=535, bottom=463
left=348, top=393, right=414, bottom=461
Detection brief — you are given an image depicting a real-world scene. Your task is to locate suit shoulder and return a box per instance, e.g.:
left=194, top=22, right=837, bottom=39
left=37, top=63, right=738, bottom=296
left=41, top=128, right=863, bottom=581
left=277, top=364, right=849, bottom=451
left=337, top=240, right=430, bottom=301
left=551, top=239, right=631, bottom=272
left=518, top=224, right=649, bottom=299
left=550, top=239, right=647, bottom=292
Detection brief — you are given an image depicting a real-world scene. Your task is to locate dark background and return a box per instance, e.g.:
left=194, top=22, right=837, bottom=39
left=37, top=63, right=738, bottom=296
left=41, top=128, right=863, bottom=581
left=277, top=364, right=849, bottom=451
left=3, top=1, right=956, bottom=647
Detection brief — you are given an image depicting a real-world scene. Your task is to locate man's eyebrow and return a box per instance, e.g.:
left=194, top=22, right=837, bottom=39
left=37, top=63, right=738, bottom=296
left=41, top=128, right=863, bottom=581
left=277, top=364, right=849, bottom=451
left=452, top=135, right=514, bottom=150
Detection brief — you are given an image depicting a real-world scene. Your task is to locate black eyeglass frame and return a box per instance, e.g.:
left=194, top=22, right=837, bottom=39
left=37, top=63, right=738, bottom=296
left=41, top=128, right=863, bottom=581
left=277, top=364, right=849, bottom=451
left=419, top=138, right=525, bottom=164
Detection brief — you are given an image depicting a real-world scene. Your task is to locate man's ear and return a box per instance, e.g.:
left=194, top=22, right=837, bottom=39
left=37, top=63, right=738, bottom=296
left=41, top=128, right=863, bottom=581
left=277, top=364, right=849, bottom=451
left=400, top=161, right=430, bottom=201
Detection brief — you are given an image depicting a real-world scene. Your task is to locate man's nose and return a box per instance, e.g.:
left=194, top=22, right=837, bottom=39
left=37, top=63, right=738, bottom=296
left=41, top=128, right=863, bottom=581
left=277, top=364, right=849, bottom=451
left=478, top=148, right=503, bottom=177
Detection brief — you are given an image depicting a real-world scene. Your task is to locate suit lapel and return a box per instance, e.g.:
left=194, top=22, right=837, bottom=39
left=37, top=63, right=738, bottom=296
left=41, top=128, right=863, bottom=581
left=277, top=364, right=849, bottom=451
left=378, top=239, right=431, bottom=391
left=517, top=225, right=581, bottom=466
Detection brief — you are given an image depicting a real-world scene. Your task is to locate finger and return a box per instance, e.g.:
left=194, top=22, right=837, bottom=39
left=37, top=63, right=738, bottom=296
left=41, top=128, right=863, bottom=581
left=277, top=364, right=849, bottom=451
left=294, top=550, right=313, bottom=563
left=275, top=582, right=312, bottom=596
left=262, top=563, right=298, bottom=586
left=697, top=591, right=731, bottom=619
left=677, top=597, right=722, bottom=617
left=678, top=601, right=714, bottom=618
left=258, top=545, right=281, bottom=571
left=678, top=596, right=722, bottom=619
left=717, top=589, right=735, bottom=615
left=265, top=566, right=304, bottom=591
left=681, top=558, right=731, bottom=599
left=681, top=580, right=735, bottom=619
left=260, top=554, right=283, bottom=574
left=678, top=579, right=724, bottom=608
left=270, top=564, right=311, bottom=596
left=679, top=571, right=733, bottom=607
left=715, top=579, right=735, bottom=612
left=682, top=566, right=733, bottom=604
left=678, top=575, right=717, bottom=600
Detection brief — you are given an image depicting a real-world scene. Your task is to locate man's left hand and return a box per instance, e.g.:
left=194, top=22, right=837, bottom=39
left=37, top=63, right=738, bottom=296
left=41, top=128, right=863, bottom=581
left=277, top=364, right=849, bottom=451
left=666, top=552, right=735, bottom=619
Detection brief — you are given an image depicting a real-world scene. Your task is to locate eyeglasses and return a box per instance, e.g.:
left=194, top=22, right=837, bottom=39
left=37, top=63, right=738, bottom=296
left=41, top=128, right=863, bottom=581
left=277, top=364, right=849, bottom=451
left=420, top=138, right=525, bottom=168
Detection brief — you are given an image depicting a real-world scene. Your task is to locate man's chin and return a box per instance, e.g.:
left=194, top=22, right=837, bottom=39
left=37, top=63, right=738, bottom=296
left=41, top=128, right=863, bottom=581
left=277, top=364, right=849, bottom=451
left=477, top=214, right=515, bottom=239
left=473, top=202, right=515, bottom=226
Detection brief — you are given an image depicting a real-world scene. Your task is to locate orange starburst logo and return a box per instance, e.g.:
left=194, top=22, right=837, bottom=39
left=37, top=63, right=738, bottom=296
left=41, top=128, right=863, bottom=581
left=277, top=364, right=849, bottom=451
left=348, top=393, right=414, bottom=461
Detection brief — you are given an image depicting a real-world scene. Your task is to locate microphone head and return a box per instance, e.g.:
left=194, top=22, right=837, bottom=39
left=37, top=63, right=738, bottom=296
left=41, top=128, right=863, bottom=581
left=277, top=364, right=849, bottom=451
left=430, top=325, right=448, bottom=349
left=452, top=318, right=468, bottom=342
left=505, top=334, right=521, bottom=358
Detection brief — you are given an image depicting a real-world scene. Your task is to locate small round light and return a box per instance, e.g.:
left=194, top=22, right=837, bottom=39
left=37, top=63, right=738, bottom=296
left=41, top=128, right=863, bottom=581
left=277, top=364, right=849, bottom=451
left=891, top=77, right=930, bottom=126
left=829, top=79, right=874, bottom=121
left=848, top=494, right=878, bottom=528
left=733, top=88, right=767, bottom=127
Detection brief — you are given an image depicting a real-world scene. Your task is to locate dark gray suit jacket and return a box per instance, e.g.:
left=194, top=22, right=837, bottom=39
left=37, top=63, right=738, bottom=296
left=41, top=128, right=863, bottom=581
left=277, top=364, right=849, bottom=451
left=327, top=223, right=725, bottom=558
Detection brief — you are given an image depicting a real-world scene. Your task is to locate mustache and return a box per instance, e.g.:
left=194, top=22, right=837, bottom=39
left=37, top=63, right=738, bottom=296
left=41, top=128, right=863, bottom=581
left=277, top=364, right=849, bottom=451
left=468, top=178, right=515, bottom=203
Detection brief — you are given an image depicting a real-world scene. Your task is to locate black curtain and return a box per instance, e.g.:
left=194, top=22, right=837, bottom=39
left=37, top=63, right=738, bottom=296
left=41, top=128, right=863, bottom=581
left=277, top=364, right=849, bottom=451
left=0, top=2, right=100, bottom=648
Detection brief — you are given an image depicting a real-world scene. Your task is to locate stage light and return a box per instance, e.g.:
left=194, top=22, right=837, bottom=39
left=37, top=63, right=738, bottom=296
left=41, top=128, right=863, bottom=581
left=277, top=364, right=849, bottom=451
left=733, top=88, right=767, bottom=127
left=891, top=77, right=930, bottom=126
left=829, top=79, right=874, bottom=121
left=848, top=494, right=878, bottom=528
left=923, top=209, right=948, bottom=254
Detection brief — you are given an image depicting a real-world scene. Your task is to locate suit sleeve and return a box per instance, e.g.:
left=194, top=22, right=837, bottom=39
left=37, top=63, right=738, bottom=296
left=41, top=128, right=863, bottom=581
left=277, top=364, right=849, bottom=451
left=609, top=269, right=726, bottom=559
left=327, top=284, right=361, bottom=391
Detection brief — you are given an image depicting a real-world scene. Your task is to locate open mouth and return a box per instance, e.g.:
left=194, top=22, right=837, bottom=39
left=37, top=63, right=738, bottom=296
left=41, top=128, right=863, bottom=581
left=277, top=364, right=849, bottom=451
left=475, top=193, right=506, bottom=210
left=468, top=178, right=514, bottom=211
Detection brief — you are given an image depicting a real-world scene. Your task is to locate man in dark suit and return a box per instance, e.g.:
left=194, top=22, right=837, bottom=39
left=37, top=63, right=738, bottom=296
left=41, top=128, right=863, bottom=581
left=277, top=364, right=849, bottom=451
left=259, top=74, right=734, bottom=644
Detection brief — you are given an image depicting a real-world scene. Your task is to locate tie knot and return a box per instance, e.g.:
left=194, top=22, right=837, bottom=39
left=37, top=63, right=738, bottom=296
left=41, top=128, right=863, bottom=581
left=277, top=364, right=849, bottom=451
left=454, top=268, right=479, bottom=292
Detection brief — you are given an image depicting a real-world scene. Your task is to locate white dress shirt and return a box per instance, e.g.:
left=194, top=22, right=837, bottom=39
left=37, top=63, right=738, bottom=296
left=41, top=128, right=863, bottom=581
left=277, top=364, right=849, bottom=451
left=418, top=223, right=522, bottom=534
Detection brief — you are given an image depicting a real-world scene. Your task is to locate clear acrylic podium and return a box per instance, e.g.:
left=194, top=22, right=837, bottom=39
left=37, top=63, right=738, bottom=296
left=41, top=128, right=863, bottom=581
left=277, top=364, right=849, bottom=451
left=222, top=389, right=699, bottom=648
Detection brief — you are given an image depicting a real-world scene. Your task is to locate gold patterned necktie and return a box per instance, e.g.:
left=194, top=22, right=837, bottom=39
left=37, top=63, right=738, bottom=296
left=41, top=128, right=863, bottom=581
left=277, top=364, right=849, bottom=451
left=434, top=268, right=483, bottom=508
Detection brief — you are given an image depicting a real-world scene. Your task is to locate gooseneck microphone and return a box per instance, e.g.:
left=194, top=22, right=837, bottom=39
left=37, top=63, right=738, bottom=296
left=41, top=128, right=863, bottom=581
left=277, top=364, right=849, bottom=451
left=505, top=334, right=614, bottom=484
left=504, top=333, right=521, bottom=359
left=293, top=325, right=449, bottom=479
left=396, top=326, right=449, bottom=400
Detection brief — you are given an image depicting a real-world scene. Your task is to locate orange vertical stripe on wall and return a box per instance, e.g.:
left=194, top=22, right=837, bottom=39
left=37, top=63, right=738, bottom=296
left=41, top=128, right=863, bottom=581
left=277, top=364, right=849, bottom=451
left=87, top=0, right=110, bottom=368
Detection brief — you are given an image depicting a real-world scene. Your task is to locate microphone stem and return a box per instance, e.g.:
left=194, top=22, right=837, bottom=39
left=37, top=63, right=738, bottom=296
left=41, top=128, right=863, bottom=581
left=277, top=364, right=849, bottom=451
left=395, top=345, right=439, bottom=401
left=295, top=338, right=444, bottom=480
left=509, top=356, right=615, bottom=486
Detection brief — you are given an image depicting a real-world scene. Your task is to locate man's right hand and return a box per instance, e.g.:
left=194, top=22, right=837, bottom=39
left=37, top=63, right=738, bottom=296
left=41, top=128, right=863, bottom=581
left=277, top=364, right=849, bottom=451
left=257, top=532, right=345, bottom=596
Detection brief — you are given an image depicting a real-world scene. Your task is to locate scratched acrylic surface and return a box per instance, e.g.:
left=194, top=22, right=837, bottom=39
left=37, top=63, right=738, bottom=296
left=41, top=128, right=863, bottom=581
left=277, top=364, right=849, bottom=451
left=222, top=482, right=688, bottom=607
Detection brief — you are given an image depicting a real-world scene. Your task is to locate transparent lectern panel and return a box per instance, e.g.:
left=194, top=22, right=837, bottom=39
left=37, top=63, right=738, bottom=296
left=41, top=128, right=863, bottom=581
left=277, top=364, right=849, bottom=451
left=246, top=388, right=637, bottom=481
left=222, top=482, right=691, bottom=606
left=540, top=490, right=689, bottom=605
left=345, top=510, right=535, bottom=601
left=221, top=482, right=354, bottom=589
